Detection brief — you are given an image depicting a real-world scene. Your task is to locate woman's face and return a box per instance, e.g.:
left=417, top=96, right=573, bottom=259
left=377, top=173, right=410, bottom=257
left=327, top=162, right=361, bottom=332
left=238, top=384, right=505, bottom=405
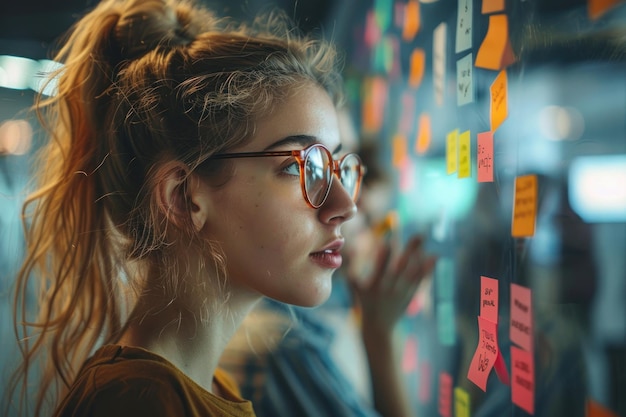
left=202, top=84, right=357, bottom=307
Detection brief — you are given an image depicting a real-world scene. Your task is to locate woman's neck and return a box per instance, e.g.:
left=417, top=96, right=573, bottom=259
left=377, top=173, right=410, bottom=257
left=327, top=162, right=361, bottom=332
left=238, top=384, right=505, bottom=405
left=117, top=289, right=259, bottom=394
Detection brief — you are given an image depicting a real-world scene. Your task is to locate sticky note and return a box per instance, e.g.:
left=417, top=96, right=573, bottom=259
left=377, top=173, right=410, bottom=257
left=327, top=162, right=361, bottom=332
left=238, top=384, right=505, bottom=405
left=494, top=349, right=510, bottom=385
left=374, top=0, right=393, bottom=33
left=510, top=283, right=533, bottom=351
left=392, top=133, right=408, bottom=168
left=446, top=129, right=459, bottom=175
left=409, top=48, right=426, bottom=88
left=511, top=174, right=538, bottom=237
left=439, top=372, right=453, bottom=417
left=458, top=130, right=471, bottom=178
left=402, top=335, right=418, bottom=372
left=403, top=0, right=421, bottom=41
left=482, top=0, right=505, bottom=13
left=455, top=0, right=473, bottom=53
left=477, top=131, right=494, bottom=182
left=454, top=387, right=470, bottom=417
left=480, top=276, right=499, bottom=323
left=415, top=113, right=431, bottom=154
left=588, top=0, right=624, bottom=20
left=438, top=301, right=457, bottom=346
left=457, top=53, right=474, bottom=106
left=475, top=14, right=516, bottom=70
left=467, top=316, right=499, bottom=391
left=362, top=77, right=388, bottom=134
left=587, top=399, right=621, bottom=417
left=490, top=70, right=508, bottom=132
left=365, top=10, right=381, bottom=47
left=433, top=22, right=447, bottom=106
left=511, top=346, right=534, bottom=415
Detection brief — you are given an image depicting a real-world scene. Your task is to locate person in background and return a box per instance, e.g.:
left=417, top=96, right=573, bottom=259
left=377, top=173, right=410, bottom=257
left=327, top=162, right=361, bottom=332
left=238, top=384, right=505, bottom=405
left=5, top=0, right=367, bottom=416
left=220, top=108, right=437, bottom=417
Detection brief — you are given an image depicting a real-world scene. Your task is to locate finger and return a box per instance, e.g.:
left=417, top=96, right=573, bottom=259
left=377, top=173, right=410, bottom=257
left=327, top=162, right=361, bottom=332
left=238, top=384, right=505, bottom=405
left=394, top=235, right=424, bottom=276
left=364, top=240, right=393, bottom=292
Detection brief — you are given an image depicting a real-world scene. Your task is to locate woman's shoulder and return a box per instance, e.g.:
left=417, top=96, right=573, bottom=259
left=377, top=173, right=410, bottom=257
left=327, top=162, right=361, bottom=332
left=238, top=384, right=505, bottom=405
left=54, top=345, right=256, bottom=417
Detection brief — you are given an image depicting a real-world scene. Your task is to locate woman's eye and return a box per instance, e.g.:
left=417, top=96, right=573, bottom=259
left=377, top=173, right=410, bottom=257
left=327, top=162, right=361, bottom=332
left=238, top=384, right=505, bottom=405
left=282, top=161, right=301, bottom=176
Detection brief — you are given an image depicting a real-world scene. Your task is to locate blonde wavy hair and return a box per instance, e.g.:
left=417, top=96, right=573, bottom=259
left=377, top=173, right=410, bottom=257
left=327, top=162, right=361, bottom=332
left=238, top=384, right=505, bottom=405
left=6, top=0, right=343, bottom=415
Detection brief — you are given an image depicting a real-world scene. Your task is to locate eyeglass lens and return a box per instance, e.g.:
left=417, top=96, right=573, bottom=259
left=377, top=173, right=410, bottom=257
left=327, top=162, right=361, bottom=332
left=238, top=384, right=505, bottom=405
left=304, top=146, right=361, bottom=207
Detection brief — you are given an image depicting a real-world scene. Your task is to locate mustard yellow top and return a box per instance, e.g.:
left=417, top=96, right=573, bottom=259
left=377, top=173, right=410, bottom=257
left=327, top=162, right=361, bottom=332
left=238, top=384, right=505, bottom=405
left=53, top=344, right=256, bottom=417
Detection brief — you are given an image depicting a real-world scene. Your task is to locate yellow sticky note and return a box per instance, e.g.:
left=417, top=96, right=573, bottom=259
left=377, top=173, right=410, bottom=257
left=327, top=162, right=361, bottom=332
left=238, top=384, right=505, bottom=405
left=475, top=14, right=516, bottom=70
left=490, top=70, right=508, bottom=132
left=454, top=387, right=470, bottom=417
left=446, top=129, right=459, bottom=175
left=409, top=48, right=426, bottom=89
left=392, top=133, right=408, bottom=168
left=482, top=0, right=505, bottom=13
left=458, top=130, right=471, bottom=178
left=512, top=175, right=537, bottom=237
left=403, top=0, right=421, bottom=41
left=415, top=113, right=431, bottom=155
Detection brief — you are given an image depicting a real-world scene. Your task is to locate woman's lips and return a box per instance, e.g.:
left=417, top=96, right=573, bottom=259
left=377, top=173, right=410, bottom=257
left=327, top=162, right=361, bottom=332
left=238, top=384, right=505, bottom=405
left=310, top=249, right=343, bottom=269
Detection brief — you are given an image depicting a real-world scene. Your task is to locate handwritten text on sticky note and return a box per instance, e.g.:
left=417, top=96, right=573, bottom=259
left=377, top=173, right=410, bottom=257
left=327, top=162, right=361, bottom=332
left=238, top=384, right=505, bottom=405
left=511, top=346, right=535, bottom=415
left=458, top=130, right=471, bottom=178
left=454, top=387, right=470, bottom=417
left=477, top=131, right=494, bottom=182
left=455, top=0, right=473, bottom=53
left=446, top=129, right=459, bottom=175
left=439, top=372, right=453, bottom=417
left=457, top=53, right=474, bottom=106
left=480, top=276, right=499, bottom=323
left=510, top=283, right=533, bottom=351
left=512, top=174, right=538, bottom=237
left=490, top=70, right=508, bottom=131
left=468, top=316, right=499, bottom=391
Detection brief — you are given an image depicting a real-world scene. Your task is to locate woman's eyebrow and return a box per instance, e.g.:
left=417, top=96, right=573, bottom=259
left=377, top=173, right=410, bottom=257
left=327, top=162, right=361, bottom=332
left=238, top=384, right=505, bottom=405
left=265, top=135, right=343, bottom=155
left=264, top=135, right=318, bottom=151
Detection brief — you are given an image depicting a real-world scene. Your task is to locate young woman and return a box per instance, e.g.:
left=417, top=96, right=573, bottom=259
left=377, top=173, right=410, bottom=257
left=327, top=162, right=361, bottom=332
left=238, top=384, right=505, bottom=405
left=7, top=0, right=364, bottom=415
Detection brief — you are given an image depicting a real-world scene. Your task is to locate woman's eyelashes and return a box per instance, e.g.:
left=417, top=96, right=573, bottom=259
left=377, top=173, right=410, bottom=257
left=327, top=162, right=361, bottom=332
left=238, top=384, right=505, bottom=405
left=281, top=160, right=301, bottom=177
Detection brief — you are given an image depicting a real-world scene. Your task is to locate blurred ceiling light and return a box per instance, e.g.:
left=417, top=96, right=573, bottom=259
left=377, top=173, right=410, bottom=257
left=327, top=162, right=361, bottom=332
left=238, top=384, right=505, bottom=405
left=0, top=119, right=33, bottom=155
left=0, top=55, right=62, bottom=96
left=569, top=154, right=626, bottom=222
left=538, top=105, right=585, bottom=141
left=0, top=55, right=38, bottom=90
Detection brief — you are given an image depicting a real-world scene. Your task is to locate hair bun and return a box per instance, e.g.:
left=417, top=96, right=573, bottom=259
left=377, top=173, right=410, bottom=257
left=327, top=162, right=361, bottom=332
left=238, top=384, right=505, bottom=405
left=114, top=0, right=214, bottom=60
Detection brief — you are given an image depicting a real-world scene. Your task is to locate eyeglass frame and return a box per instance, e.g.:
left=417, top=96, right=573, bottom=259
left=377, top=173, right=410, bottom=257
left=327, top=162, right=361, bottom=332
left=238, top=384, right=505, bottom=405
left=210, top=143, right=366, bottom=209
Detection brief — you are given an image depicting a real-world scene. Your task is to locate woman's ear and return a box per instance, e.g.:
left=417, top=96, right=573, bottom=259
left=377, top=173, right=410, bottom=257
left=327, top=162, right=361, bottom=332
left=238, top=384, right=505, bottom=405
left=155, top=161, right=210, bottom=232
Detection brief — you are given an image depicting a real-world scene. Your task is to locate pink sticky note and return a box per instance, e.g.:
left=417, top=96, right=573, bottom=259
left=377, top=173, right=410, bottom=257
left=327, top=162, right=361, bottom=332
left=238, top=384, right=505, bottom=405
left=511, top=346, right=534, bottom=415
left=477, top=131, right=494, bottom=182
left=439, top=372, right=453, bottom=417
left=467, top=316, right=498, bottom=391
left=494, top=350, right=510, bottom=385
left=480, top=276, right=499, bottom=323
left=402, top=336, right=418, bottom=373
left=510, top=283, right=533, bottom=351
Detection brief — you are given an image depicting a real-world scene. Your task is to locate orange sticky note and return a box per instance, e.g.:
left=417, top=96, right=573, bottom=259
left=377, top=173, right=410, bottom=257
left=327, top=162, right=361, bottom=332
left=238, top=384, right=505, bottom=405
left=480, top=276, right=499, bottom=323
left=588, top=0, right=624, bottom=20
left=511, top=346, right=534, bottom=415
left=458, top=130, right=471, bottom=178
left=392, top=133, right=408, bottom=168
left=439, top=372, right=453, bottom=417
left=477, top=131, right=494, bottom=182
left=587, top=399, right=621, bottom=417
left=403, top=0, right=421, bottom=41
left=409, top=48, right=426, bottom=88
left=475, top=14, right=516, bottom=70
left=467, top=316, right=499, bottom=391
left=362, top=77, right=388, bottom=134
left=510, top=283, right=533, bottom=351
left=490, top=70, right=508, bottom=132
left=454, top=387, right=470, bottom=417
left=511, top=174, right=537, bottom=237
left=415, top=113, right=431, bottom=155
left=482, top=0, right=505, bottom=13
left=446, top=129, right=459, bottom=175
